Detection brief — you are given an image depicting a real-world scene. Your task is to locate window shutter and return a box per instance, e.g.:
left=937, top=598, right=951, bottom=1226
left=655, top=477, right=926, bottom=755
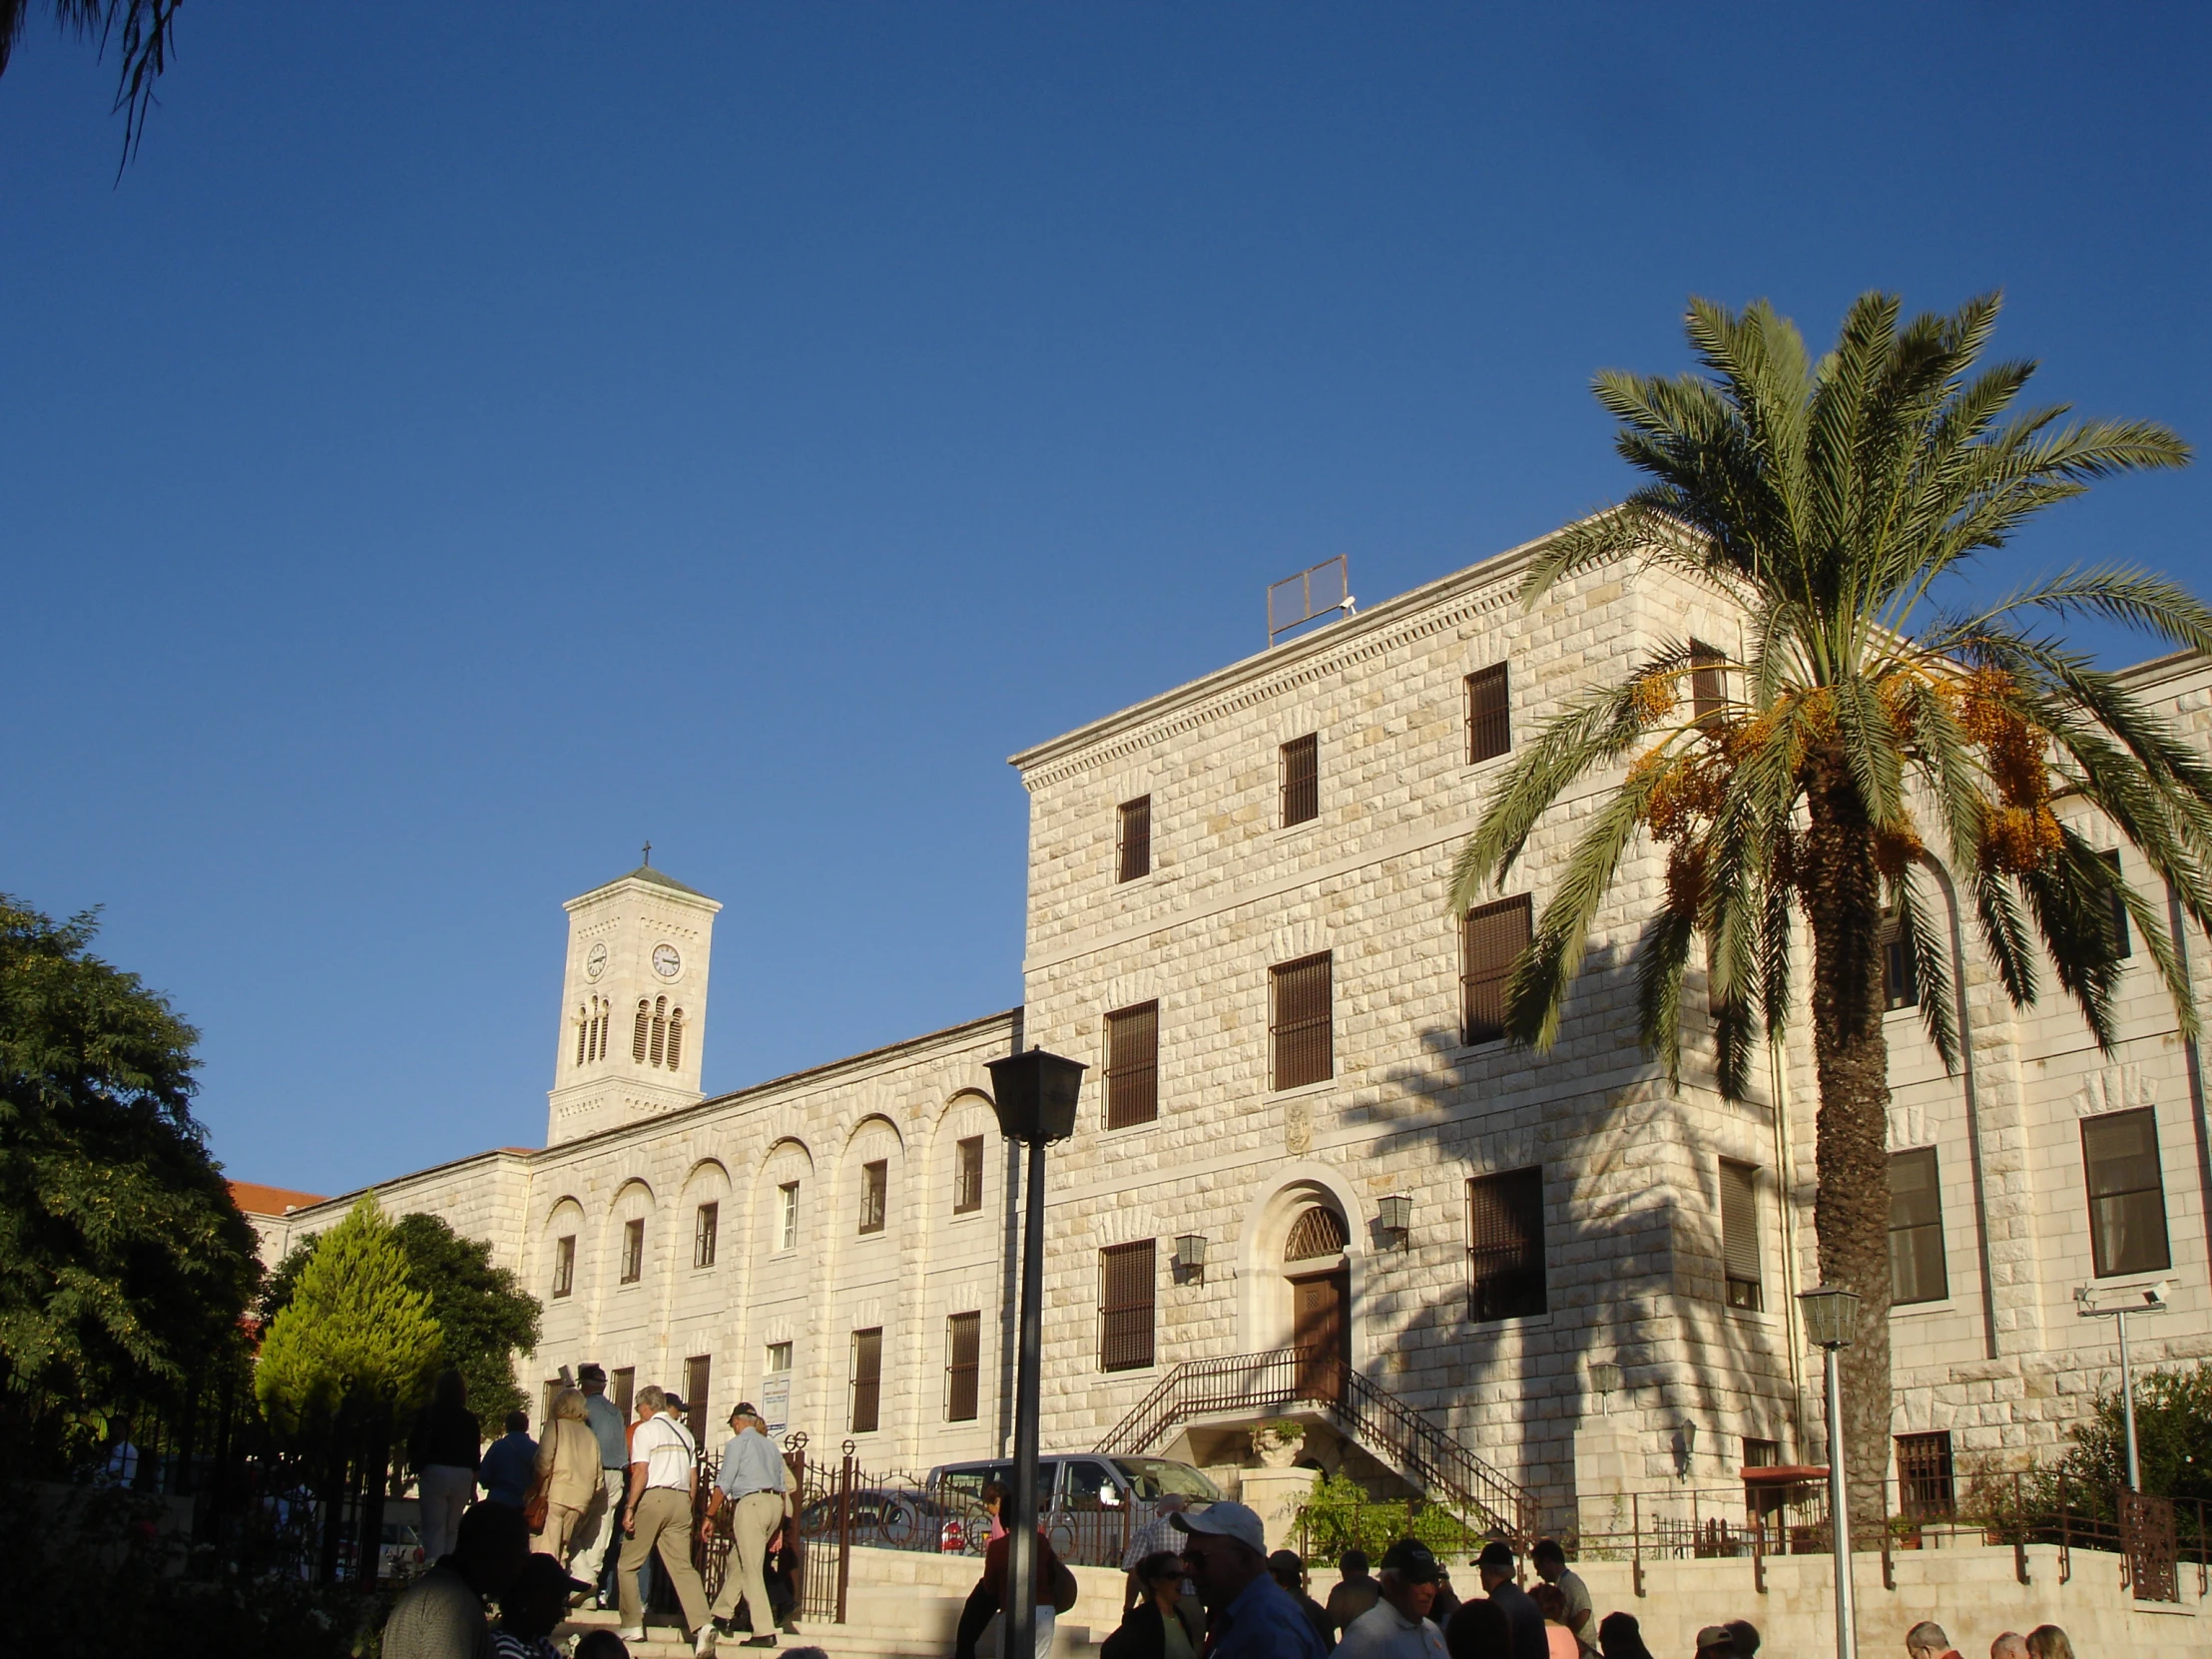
left=1280, top=735, right=1319, bottom=827
left=1466, top=1168, right=1546, bottom=1321
left=1105, top=1001, right=1161, bottom=1128
left=1721, top=1161, right=1761, bottom=1303
left=1466, top=665, right=1510, bottom=763
left=667, top=1009, right=685, bottom=1070
left=1099, top=1240, right=1157, bottom=1372
left=1270, top=953, right=1334, bottom=1089
left=1461, top=896, right=1532, bottom=1044
left=633, top=1001, right=652, bottom=1062
left=946, top=1311, right=982, bottom=1422
left=1118, top=797, right=1152, bottom=882
left=850, top=1328, right=882, bottom=1433
left=1690, top=641, right=1725, bottom=722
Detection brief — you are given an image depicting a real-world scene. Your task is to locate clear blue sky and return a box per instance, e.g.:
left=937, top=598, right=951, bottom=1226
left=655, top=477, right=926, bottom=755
left=3, top=4, right=2205, bottom=1195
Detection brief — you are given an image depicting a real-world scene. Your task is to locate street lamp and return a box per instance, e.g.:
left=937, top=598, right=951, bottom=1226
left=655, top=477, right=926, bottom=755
left=1798, top=1284, right=1861, bottom=1659
left=2076, top=1280, right=2171, bottom=1491
left=984, top=1046, right=1086, bottom=1659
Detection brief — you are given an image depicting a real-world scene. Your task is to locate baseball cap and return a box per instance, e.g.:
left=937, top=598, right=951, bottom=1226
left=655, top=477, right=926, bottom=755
left=1475, top=1540, right=1517, bottom=1571
left=1267, top=1549, right=1305, bottom=1580
left=510, top=1551, right=594, bottom=1601
left=1379, top=1538, right=1443, bottom=1583
left=1695, top=1628, right=1736, bottom=1654
left=577, top=1363, right=606, bottom=1382
left=1171, top=1500, right=1265, bottom=1554
left=731, top=1401, right=759, bottom=1420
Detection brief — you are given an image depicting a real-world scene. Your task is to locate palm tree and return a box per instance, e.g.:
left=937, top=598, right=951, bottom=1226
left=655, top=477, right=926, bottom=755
left=0, top=1, right=180, bottom=171
left=1452, top=291, right=2201, bottom=1535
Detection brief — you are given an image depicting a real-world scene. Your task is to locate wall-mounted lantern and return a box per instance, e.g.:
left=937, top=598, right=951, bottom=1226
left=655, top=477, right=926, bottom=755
left=1377, top=1194, right=1412, bottom=1248
left=1173, top=1233, right=1208, bottom=1283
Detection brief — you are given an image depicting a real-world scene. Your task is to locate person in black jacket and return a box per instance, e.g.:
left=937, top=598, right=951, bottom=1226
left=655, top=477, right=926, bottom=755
left=1101, top=1550, right=1204, bottom=1659
left=409, top=1369, right=481, bottom=1562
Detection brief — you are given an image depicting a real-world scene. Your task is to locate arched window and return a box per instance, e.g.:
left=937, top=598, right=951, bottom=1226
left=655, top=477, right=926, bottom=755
left=1285, top=1206, right=1349, bottom=1262
left=667, top=1008, right=685, bottom=1071
left=634, top=1000, right=652, bottom=1063
left=575, top=1005, right=589, bottom=1068
left=650, top=996, right=668, bottom=1068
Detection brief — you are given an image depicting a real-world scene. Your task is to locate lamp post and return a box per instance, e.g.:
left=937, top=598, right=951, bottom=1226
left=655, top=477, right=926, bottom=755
left=1798, top=1284, right=1861, bottom=1659
left=984, top=1046, right=1085, bottom=1659
left=2075, top=1280, right=2171, bottom=1491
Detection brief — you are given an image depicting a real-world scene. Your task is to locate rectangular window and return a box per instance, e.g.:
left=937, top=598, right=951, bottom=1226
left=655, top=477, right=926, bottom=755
left=1104, top=1001, right=1161, bottom=1128
left=684, top=1355, right=712, bottom=1441
left=1466, top=665, right=1510, bottom=764
left=1881, top=914, right=1920, bottom=1010
left=859, top=1160, right=887, bottom=1235
left=1896, top=1430, right=1956, bottom=1520
left=953, top=1135, right=985, bottom=1214
left=946, top=1311, right=982, bottom=1422
left=1461, top=895, right=1532, bottom=1045
left=620, top=1217, right=645, bottom=1284
left=1889, top=1148, right=1947, bottom=1305
left=693, top=1202, right=719, bottom=1270
left=1690, top=641, right=1726, bottom=723
left=552, top=1235, right=575, bottom=1299
left=1099, top=1240, right=1157, bottom=1373
left=1742, top=1437, right=1780, bottom=1469
left=1466, top=1168, right=1546, bottom=1322
left=765, top=1341, right=793, bottom=1376
left=2099, top=848, right=2132, bottom=960
left=1280, top=734, right=1319, bottom=827
left=1118, top=797, right=1152, bottom=882
left=612, top=1367, right=635, bottom=1423
left=1270, top=952, right=1334, bottom=1090
left=778, top=1181, right=799, bottom=1251
left=2083, top=1108, right=2171, bottom=1277
left=1721, top=1160, right=1762, bottom=1311
left=849, top=1328, right=883, bottom=1433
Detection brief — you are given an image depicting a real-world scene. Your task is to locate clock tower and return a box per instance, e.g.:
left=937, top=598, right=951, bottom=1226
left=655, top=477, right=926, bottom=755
left=545, top=860, right=722, bottom=1145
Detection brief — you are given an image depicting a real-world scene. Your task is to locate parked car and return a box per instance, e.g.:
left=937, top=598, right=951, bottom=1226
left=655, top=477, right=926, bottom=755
left=796, top=1486, right=989, bottom=1554
left=924, top=1455, right=1223, bottom=1563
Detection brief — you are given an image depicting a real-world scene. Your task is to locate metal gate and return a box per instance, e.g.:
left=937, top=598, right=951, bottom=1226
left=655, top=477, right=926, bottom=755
left=788, top=1433, right=849, bottom=1625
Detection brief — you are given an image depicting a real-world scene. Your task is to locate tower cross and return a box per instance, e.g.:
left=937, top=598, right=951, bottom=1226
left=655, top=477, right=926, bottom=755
left=642, top=840, right=652, bottom=866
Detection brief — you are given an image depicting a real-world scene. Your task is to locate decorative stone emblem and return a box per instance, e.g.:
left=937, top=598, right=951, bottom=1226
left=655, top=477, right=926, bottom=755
left=1285, top=1098, right=1313, bottom=1155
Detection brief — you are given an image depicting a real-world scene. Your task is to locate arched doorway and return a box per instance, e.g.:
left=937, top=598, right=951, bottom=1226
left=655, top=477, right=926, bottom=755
left=1284, top=1204, right=1350, bottom=1401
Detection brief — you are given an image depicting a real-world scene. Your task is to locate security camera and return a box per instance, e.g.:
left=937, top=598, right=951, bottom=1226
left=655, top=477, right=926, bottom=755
left=2143, top=1281, right=2172, bottom=1310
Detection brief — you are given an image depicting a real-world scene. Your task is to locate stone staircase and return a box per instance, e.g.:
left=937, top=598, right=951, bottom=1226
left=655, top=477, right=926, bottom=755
left=560, top=1549, right=1129, bottom=1658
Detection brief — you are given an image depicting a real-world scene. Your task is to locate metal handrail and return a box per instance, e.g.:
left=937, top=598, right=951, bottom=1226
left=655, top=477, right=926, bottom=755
left=1096, top=1346, right=1535, bottom=1542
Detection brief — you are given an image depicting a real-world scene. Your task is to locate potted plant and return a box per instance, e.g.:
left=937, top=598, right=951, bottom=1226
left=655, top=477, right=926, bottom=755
left=1251, top=1419, right=1306, bottom=1468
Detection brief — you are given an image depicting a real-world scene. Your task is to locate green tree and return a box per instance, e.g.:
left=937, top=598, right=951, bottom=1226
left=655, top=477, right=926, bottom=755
left=2048, top=1361, right=2212, bottom=1507
left=0, top=2, right=182, bottom=169
left=1452, top=291, right=2201, bottom=1535
left=255, top=1195, right=442, bottom=1429
left=264, top=1210, right=540, bottom=1428
left=0, top=895, right=258, bottom=1413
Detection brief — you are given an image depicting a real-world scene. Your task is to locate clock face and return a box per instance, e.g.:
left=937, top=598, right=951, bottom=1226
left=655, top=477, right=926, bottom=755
left=584, top=942, right=608, bottom=981
left=652, top=943, right=683, bottom=979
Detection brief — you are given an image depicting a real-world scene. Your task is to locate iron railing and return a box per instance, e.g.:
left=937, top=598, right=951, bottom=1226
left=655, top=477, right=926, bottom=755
left=1095, top=1346, right=1536, bottom=1543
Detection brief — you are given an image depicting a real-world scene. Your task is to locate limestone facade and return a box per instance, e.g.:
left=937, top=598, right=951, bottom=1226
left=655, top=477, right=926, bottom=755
left=255, top=529, right=2212, bottom=1534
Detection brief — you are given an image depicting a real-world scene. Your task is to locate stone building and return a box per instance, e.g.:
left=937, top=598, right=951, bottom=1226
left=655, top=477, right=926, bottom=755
left=253, top=530, right=2212, bottom=1535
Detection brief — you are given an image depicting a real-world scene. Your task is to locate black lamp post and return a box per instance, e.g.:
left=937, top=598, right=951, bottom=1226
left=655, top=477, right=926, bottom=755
left=985, top=1046, right=1085, bottom=1659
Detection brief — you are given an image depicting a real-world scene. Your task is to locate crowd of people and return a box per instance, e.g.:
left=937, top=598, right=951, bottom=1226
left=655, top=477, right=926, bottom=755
left=384, top=1364, right=806, bottom=1658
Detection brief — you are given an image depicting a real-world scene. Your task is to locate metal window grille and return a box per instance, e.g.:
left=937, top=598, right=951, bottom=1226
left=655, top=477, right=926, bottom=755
left=1099, top=1241, right=1157, bottom=1373
left=684, top=1355, right=712, bottom=1441
left=2099, top=848, right=2132, bottom=959
left=953, top=1136, right=984, bottom=1214
left=779, top=1181, right=799, bottom=1251
left=693, top=1202, right=718, bottom=1270
left=1118, top=797, right=1152, bottom=882
left=1105, top=1001, right=1161, bottom=1128
left=1280, top=734, right=1319, bottom=827
left=1721, top=1160, right=1762, bottom=1311
left=1284, top=1206, right=1349, bottom=1262
left=1897, top=1430, right=1956, bottom=1519
left=1466, top=665, right=1510, bottom=763
left=849, top=1328, right=882, bottom=1433
left=620, top=1218, right=644, bottom=1284
left=1461, top=896, right=1531, bottom=1045
left=1690, top=641, right=1725, bottom=723
left=2083, top=1108, right=2171, bottom=1277
left=1881, top=915, right=1920, bottom=1009
left=945, top=1311, right=982, bottom=1422
left=859, top=1160, right=887, bottom=1235
left=553, top=1235, right=575, bottom=1299
left=1270, top=953, right=1333, bottom=1089
left=1467, top=1168, right=1546, bottom=1321
left=1889, top=1148, right=1947, bottom=1305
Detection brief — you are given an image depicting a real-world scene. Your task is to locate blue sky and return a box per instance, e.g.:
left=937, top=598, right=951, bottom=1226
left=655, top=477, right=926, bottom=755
left=3, top=4, right=2205, bottom=1194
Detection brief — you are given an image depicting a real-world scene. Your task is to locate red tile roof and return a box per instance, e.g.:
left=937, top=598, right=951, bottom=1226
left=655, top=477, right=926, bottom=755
left=229, top=1180, right=329, bottom=1217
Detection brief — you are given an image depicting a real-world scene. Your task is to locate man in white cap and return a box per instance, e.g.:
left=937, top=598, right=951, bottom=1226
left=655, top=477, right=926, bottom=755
left=1170, top=1500, right=1327, bottom=1659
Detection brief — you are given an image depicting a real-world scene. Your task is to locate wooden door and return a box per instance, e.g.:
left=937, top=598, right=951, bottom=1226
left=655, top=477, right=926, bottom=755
left=1290, top=1269, right=1349, bottom=1402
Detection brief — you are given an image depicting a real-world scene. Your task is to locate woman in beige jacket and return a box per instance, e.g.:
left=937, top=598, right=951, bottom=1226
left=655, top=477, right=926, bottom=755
left=533, top=1387, right=605, bottom=1561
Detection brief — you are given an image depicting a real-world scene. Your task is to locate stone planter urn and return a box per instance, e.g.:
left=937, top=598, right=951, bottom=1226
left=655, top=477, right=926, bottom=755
left=1251, top=1421, right=1305, bottom=1469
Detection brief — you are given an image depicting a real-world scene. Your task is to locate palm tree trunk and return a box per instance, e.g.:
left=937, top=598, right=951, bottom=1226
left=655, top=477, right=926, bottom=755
left=1802, top=766, right=1895, bottom=1548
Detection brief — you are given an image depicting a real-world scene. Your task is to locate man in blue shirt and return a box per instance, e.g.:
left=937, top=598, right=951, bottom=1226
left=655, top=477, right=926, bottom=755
left=708, top=1402, right=792, bottom=1647
left=571, top=1365, right=632, bottom=1606
left=479, top=1409, right=538, bottom=1508
left=1171, top=1500, right=1326, bottom=1659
